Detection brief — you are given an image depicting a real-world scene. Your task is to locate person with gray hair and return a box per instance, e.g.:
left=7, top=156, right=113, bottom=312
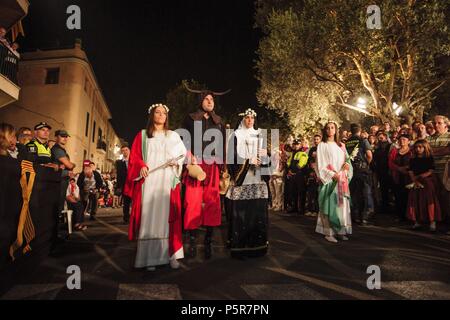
left=426, top=115, right=450, bottom=233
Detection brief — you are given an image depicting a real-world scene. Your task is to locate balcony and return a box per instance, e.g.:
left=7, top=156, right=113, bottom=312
left=0, top=0, right=30, bottom=30
left=0, top=43, right=20, bottom=108
left=96, top=140, right=107, bottom=154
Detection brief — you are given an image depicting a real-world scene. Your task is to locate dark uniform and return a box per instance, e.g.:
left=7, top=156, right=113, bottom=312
left=285, top=140, right=309, bottom=214
left=345, top=133, right=374, bottom=223
left=306, top=145, right=319, bottom=214
left=27, top=122, right=64, bottom=248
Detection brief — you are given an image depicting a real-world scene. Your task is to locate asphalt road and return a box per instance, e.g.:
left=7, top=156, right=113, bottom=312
left=1, top=207, right=450, bottom=300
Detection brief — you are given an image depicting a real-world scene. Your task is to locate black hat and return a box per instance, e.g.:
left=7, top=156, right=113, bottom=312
left=34, top=122, right=52, bottom=130
left=293, top=139, right=301, bottom=145
left=55, top=129, right=70, bottom=137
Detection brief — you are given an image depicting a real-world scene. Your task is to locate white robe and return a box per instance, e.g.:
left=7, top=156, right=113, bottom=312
left=235, top=125, right=263, bottom=185
left=135, top=130, right=186, bottom=268
left=315, top=142, right=352, bottom=236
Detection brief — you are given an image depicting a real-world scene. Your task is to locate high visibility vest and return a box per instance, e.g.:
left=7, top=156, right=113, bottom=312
left=287, top=151, right=308, bottom=169
left=26, top=139, right=52, bottom=164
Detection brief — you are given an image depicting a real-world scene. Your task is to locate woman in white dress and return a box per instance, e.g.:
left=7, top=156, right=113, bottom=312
left=124, top=104, right=186, bottom=271
left=315, top=121, right=353, bottom=243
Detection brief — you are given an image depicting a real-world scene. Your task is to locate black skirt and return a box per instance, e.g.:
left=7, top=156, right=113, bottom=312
left=228, top=197, right=269, bottom=258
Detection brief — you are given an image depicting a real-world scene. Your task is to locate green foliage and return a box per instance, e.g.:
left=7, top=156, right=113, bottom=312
left=256, top=0, right=450, bottom=129
left=165, top=79, right=206, bottom=130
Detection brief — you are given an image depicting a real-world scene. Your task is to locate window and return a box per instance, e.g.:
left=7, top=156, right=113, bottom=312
left=85, top=112, right=90, bottom=137
left=98, top=128, right=103, bottom=142
left=92, top=121, right=96, bottom=143
left=45, top=68, right=60, bottom=84
left=84, top=78, right=89, bottom=94
left=83, top=150, right=87, bottom=161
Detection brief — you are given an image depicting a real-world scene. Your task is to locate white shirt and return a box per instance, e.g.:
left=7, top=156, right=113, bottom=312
left=66, top=183, right=80, bottom=199
left=107, top=180, right=114, bottom=193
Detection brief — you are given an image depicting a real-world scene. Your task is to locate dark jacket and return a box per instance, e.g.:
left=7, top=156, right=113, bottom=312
left=345, top=135, right=372, bottom=172
left=115, top=159, right=128, bottom=190
left=77, top=170, right=103, bottom=194
left=16, top=143, right=31, bottom=161
left=182, top=109, right=226, bottom=161
left=372, top=141, right=392, bottom=174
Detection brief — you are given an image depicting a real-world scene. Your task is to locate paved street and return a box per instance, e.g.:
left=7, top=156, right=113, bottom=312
left=1, top=208, right=450, bottom=300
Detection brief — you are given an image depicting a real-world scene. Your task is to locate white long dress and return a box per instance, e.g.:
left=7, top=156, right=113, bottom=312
left=135, top=130, right=186, bottom=268
left=315, top=142, right=353, bottom=236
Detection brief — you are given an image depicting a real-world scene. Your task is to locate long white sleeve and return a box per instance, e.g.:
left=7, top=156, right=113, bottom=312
left=316, top=143, right=336, bottom=185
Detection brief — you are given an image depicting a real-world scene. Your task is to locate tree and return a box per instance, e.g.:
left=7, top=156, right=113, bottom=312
left=165, top=79, right=207, bottom=130
left=256, top=6, right=342, bottom=137
left=256, top=0, right=450, bottom=127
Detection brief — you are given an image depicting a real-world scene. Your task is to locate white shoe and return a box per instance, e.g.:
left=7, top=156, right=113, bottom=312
left=339, top=235, right=349, bottom=241
left=325, top=236, right=338, bottom=243
left=170, top=259, right=180, bottom=269
left=412, top=223, right=421, bottom=230
left=405, top=183, right=415, bottom=189
left=429, top=222, right=436, bottom=232
left=146, top=266, right=156, bottom=271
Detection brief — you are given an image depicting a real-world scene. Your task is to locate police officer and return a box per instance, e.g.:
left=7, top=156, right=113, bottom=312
left=345, top=123, right=374, bottom=225
left=285, top=139, right=309, bottom=214
left=27, top=122, right=62, bottom=251
left=26, top=122, right=58, bottom=170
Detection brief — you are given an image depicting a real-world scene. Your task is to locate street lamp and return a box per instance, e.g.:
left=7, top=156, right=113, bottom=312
left=357, top=97, right=367, bottom=109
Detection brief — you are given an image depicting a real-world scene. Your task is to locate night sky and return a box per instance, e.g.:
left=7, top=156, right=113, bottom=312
left=20, top=0, right=261, bottom=144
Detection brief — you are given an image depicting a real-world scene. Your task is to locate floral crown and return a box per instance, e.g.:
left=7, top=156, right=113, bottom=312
left=324, top=120, right=339, bottom=127
left=148, top=103, right=169, bottom=114
left=238, top=108, right=257, bottom=118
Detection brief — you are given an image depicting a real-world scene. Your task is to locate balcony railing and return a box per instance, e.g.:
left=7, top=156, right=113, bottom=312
left=0, top=42, right=19, bottom=85
left=96, top=140, right=107, bottom=152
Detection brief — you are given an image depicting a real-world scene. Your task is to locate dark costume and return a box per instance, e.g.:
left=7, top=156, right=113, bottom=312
left=345, top=135, right=374, bottom=222
left=181, top=86, right=229, bottom=259
left=226, top=113, right=269, bottom=258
